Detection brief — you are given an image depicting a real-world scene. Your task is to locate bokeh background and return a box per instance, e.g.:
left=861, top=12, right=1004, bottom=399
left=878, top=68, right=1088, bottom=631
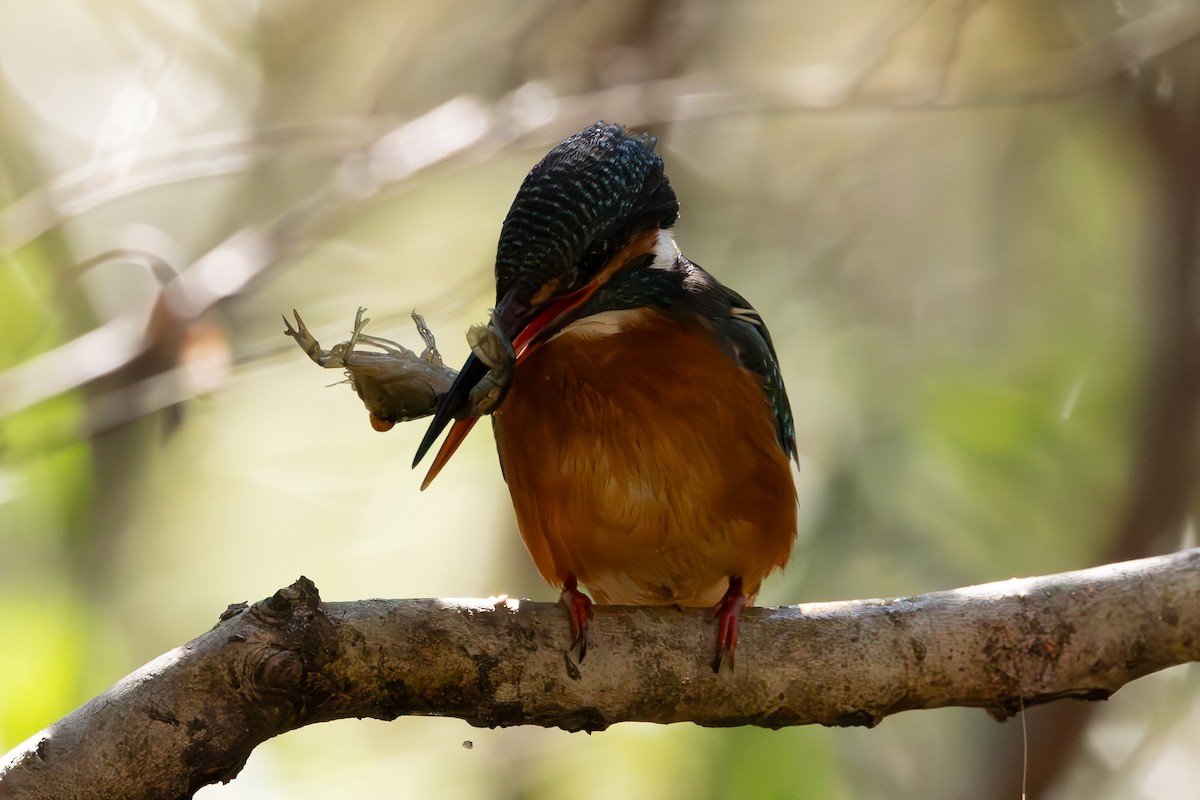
left=2, top=1, right=1199, bottom=797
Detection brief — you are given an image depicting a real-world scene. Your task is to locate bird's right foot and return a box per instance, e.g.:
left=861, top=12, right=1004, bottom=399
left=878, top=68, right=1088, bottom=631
left=559, top=576, right=594, bottom=662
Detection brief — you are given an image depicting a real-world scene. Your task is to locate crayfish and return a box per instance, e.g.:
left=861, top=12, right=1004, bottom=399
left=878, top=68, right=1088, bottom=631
left=283, top=307, right=513, bottom=431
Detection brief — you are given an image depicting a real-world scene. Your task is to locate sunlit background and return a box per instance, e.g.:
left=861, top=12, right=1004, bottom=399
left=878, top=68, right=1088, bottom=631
left=2, top=1, right=1199, bottom=798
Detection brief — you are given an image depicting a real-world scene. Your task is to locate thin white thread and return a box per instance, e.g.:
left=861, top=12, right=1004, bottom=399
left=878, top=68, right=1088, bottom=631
left=1020, top=695, right=1028, bottom=800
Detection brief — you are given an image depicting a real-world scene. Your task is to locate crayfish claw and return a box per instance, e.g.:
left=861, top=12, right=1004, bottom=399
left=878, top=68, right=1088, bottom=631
left=283, top=309, right=337, bottom=367
left=411, top=312, right=443, bottom=367
left=464, top=324, right=515, bottom=415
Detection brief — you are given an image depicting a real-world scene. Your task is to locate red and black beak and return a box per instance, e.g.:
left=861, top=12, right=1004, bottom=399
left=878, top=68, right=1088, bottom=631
left=411, top=228, right=661, bottom=488
left=411, top=279, right=605, bottom=489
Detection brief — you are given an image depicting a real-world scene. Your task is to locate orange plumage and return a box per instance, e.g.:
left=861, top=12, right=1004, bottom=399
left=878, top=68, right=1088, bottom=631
left=493, top=306, right=797, bottom=609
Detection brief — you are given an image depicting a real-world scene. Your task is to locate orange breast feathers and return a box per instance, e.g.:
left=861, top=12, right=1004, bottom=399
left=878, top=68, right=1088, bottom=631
left=492, top=306, right=798, bottom=608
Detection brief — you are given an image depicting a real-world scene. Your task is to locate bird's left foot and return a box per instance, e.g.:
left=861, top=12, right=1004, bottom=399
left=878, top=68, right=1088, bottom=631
left=711, top=577, right=747, bottom=673
left=559, top=576, right=594, bottom=662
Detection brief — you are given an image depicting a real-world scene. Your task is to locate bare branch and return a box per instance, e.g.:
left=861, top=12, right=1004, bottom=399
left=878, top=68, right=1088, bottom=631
left=1, top=549, right=1197, bottom=800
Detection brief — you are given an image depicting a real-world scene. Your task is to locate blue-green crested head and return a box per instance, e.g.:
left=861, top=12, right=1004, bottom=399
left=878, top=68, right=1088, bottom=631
left=492, top=122, right=679, bottom=335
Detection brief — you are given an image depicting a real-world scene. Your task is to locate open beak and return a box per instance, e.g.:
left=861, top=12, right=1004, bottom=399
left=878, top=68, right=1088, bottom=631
left=412, top=228, right=659, bottom=489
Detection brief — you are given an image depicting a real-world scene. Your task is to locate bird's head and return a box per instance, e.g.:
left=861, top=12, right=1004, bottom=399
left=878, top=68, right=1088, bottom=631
left=413, top=123, right=679, bottom=482
left=490, top=122, right=678, bottom=342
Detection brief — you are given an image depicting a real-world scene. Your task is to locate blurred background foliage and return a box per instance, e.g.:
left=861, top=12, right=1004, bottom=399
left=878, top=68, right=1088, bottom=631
left=1, top=0, right=1199, bottom=797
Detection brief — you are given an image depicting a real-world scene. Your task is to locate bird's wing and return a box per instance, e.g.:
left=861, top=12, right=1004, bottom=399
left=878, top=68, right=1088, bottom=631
left=684, top=263, right=798, bottom=463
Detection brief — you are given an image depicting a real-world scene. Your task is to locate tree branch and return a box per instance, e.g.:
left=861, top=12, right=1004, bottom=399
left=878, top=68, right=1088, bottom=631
left=2, top=549, right=1197, bottom=799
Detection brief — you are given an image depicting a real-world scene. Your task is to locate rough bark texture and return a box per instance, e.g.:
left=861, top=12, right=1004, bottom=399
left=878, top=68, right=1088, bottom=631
left=2, top=549, right=1198, bottom=800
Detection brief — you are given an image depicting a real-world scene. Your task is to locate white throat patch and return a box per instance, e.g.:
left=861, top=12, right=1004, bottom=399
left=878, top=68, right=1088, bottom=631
left=650, top=229, right=681, bottom=270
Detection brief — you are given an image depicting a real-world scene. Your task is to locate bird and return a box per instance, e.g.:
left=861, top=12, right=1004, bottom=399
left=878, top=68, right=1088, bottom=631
left=413, top=122, right=797, bottom=670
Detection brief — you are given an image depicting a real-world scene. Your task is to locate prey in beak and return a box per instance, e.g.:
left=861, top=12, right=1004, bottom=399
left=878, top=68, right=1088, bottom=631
left=411, top=122, right=678, bottom=486
left=413, top=227, right=662, bottom=488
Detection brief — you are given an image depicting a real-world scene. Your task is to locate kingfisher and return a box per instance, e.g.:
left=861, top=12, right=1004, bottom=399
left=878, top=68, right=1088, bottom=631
left=414, top=122, right=797, bottom=670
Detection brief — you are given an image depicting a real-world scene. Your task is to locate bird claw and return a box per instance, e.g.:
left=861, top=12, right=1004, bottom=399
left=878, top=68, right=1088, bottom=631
left=559, top=578, right=594, bottom=662
left=711, top=577, right=747, bottom=673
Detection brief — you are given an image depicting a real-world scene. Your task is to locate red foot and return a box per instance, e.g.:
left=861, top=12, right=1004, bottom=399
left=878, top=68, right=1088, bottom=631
left=711, top=577, right=747, bottom=672
left=559, top=576, right=594, bottom=661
